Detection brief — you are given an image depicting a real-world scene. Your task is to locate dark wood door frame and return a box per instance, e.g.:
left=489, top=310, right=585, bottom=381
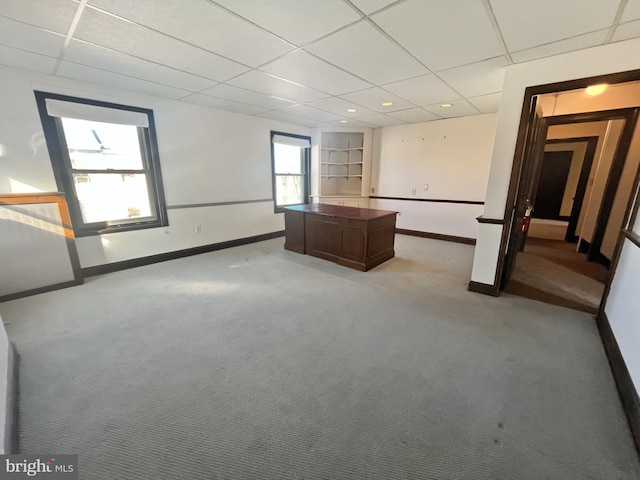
left=495, top=69, right=640, bottom=295
left=589, top=109, right=639, bottom=264
left=502, top=107, right=637, bottom=283
left=518, top=106, right=549, bottom=252
left=501, top=98, right=546, bottom=287
left=545, top=137, right=599, bottom=242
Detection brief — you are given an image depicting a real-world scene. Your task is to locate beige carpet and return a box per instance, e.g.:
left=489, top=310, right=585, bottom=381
left=504, top=237, right=608, bottom=313
left=1, top=235, right=638, bottom=479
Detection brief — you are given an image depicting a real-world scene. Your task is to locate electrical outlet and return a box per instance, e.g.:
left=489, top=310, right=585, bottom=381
left=371, top=186, right=376, bottom=194
left=195, top=224, right=202, bottom=233
left=424, top=184, right=429, bottom=191
left=411, top=188, right=416, bottom=195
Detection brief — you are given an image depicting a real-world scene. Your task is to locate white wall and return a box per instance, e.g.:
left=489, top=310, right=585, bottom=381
left=370, top=114, right=497, bottom=238
left=605, top=239, right=640, bottom=390
left=0, top=202, right=76, bottom=296
left=470, top=36, right=640, bottom=395
left=0, top=66, right=310, bottom=268
left=370, top=198, right=484, bottom=239
left=0, top=316, right=7, bottom=454
left=580, top=119, right=625, bottom=245
left=602, top=119, right=640, bottom=259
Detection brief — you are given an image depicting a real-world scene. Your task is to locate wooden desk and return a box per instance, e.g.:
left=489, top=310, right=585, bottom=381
left=284, top=204, right=397, bottom=271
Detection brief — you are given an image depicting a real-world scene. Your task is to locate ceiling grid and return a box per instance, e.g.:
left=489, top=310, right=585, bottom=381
left=0, top=0, right=636, bottom=127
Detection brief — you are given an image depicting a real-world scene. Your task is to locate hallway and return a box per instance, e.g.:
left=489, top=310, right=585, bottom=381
left=503, top=237, right=608, bottom=314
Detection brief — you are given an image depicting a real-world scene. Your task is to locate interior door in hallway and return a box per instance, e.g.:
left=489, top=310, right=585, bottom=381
left=533, top=151, right=573, bottom=220
left=501, top=98, right=547, bottom=287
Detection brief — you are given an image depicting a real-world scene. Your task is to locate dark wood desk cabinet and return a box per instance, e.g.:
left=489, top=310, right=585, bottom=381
left=284, top=204, right=397, bottom=271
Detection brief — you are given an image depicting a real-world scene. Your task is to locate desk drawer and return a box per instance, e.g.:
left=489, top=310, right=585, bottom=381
left=340, top=217, right=366, bottom=229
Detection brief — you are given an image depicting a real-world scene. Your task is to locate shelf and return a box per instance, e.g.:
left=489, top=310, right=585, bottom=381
left=321, top=162, right=364, bottom=166
left=319, top=131, right=367, bottom=198
left=321, top=175, right=362, bottom=179
left=321, top=147, right=363, bottom=152
left=314, top=194, right=363, bottom=198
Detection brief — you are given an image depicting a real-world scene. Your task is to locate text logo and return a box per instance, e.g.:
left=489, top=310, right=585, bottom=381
left=0, top=455, right=77, bottom=479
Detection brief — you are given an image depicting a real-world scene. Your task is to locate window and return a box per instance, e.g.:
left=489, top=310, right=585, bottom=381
left=35, top=92, right=168, bottom=236
left=271, top=131, right=311, bottom=213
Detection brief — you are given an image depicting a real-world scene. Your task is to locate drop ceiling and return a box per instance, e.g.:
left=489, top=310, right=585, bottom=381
left=1, top=0, right=639, bottom=128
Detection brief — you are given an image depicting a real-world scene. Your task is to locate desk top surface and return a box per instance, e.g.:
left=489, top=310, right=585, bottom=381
left=285, top=203, right=397, bottom=220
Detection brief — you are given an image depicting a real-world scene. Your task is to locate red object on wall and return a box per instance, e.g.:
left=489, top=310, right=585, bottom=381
left=522, top=205, right=533, bottom=233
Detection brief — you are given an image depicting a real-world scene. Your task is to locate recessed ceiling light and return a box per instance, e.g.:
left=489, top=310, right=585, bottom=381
left=381, top=102, right=393, bottom=107
left=440, top=103, right=453, bottom=108
left=586, top=84, right=607, bottom=96
left=340, top=120, right=348, bottom=124
left=346, top=108, right=357, bottom=113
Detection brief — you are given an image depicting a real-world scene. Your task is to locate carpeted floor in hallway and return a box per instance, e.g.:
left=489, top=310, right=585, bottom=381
left=504, top=237, right=608, bottom=313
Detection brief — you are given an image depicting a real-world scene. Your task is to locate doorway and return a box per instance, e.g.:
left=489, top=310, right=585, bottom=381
left=533, top=150, right=573, bottom=220
left=505, top=131, right=610, bottom=313
left=499, top=77, right=640, bottom=313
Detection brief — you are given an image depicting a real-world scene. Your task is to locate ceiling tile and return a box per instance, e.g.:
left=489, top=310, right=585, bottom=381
left=87, top=0, right=293, bottom=67
left=324, top=118, right=377, bottom=128
left=490, top=0, right=619, bottom=52
left=510, top=29, right=608, bottom=63
left=351, top=113, right=407, bottom=127
left=371, top=0, right=504, bottom=71
left=227, top=70, right=329, bottom=103
left=467, top=93, right=502, bottom=114
left=0, top=44, right=57, bottom=74
left=307, top=97, right=377, bottom=118
left=63, top=40, right=217, bottom=92
left=56, top=61, right=192, bottom=99
left=256, top=110, right=319, bottom=127
left=424, top=99, right=480, bottom=119
left=388, top=108, right=441, bottom=123
left=199, top=84, right=294, bottom=110
left=437, top=56, right=509, bottom=98
left=0, top=16, right=66, bottom=58
left=622, top=0, right=640, bottom=22
left=340, top=87, right=415, bottom=113
left=0, top=0, right=78, bottom=34
left=280, top=105, right=344, bottom=123
left=4, top=0, right=631, bottom=128
left=214, top=0, right=361, bottom=46
left=382, top=74, right=460, bottom=106
left=74, top=7, right=249, bottom=81
left=349, top=0, right=398, bottom=15
left=611, top=19, right=640, bottom=42
left=305, top=20, right=429, bottom=85
left=260, top=51, right=371, bottom=95
left=181, top=94, right=267, bottom=115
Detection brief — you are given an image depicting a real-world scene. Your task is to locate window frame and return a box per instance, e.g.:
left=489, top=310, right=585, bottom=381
left=34, top=91, right=168, bottom=237
left=270, top=131, right=311, bottom=214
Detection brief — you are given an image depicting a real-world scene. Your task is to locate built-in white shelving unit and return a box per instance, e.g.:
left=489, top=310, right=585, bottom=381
left=311, top=129, right=372, bottom=208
